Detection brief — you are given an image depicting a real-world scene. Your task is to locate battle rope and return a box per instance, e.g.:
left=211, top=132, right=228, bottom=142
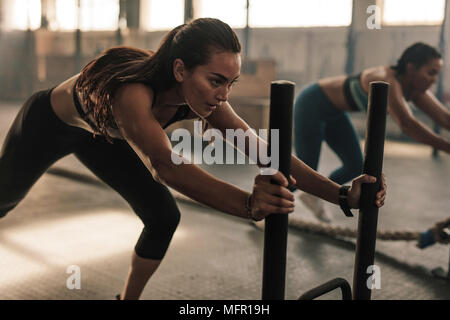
left=47, top=166, right=449, bottom=250
left=287, top=217, right=450, bottom=249
left=170, top=187, right=449, bottom=249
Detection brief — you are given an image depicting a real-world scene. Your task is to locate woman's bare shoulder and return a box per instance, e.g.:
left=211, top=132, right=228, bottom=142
left=364, top=66, right=397, bottom=82
left=361, top=66, right=402, bottom=93
left=111, top=83, right=158, bottom=132
left=114, top=83, right=155, bottom=110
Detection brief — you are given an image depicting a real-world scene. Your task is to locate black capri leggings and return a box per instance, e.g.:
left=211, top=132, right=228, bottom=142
left=0, top=88, right=180, bottom=260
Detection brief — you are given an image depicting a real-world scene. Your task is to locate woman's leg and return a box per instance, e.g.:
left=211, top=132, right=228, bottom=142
left=74, top=138, right=180, bottom=300
left=0, top=89, right=83, bottom=217
left=293, top=83, right=339, bottom=222
left=120, top=251, right=162, bottom=300
left=293, top=83, right=325, bottom=171
left=324, top=112, right=363, bottom=185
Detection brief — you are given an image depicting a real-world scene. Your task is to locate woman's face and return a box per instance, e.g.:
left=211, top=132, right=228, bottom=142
left=175, top=50, right=241, bottom=118
left=408, top=58, right=443, bottom=92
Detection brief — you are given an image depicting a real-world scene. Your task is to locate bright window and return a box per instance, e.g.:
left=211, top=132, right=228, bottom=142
left=79, top=0, right=119, bottom=31
left=382, top=0, right=445, bottom=25
left=197, top=0, right=247, bottom=28
left=53, top=0, right=77, bottom=30
left=52, top=0, right=119, bottom=31
left=249, top=0, right=353, bottom=28
left=4, top=0, right=41, bottom=30
left=140, top=0, right=184, bottom=30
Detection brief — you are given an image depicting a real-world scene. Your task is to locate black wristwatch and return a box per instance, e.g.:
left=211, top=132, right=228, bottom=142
left=339, top=185, right=353, bottom=217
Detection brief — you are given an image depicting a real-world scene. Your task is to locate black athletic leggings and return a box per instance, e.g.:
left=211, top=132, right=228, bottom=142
left=0, top=88, right=180, bottom=260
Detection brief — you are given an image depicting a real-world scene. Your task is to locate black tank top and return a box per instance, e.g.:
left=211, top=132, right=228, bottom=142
left=73, top=84, right=192, bottom=139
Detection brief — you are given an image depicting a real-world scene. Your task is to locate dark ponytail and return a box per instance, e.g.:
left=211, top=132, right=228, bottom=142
left=76, top=18, right=241, bottom=142
left=391, top=42, right=441, bottom=75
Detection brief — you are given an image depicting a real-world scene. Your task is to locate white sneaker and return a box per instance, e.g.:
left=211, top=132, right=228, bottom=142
left=299, top=192, right=332, bottom=223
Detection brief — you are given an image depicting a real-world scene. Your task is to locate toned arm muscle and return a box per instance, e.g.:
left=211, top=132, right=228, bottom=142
left=207, top=101, right=341, bottom=205
left=111, top=83, right=252, bottom=217
left=413, top=90, right=450, bottom=130
left=388, top=81, right=450, bottom=152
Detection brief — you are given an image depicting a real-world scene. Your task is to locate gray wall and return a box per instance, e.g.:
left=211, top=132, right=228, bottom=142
left=1, top=25, right=447, bottom=99
left=0, top=0, right=449, bottom=103
left=238, top=25, right=447, bottom=99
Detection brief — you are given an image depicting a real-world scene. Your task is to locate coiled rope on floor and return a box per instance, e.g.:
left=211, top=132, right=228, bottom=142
left=287, top=217, right=450, bottom=248
left=47, top=167, right=449, bottom=249
left=170, top=187, right=449, bottom=248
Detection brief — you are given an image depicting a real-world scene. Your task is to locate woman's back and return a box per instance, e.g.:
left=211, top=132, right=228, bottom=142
left=318, top=65, right=398, bottom=112
left=50, top=74, right=92, bottom=131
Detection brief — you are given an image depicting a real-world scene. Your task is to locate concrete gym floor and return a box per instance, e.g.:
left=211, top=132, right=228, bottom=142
left=0, top=101, right=449, bottom=300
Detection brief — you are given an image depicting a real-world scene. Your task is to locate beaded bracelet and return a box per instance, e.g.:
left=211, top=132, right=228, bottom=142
left=245, top=194, right=255, bottom=220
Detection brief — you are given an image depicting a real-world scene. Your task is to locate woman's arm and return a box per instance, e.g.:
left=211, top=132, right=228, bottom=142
left=206, top=101, right=385, bottom=209
left=413, top=90, right=450, bottom=130
left=388, top=81, right=450, bottom=153
left=111, top=83, right=295, bottom=220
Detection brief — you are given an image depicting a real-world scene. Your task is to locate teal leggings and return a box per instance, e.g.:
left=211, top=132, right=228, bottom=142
left=294, top=83, right=363, bottom=184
